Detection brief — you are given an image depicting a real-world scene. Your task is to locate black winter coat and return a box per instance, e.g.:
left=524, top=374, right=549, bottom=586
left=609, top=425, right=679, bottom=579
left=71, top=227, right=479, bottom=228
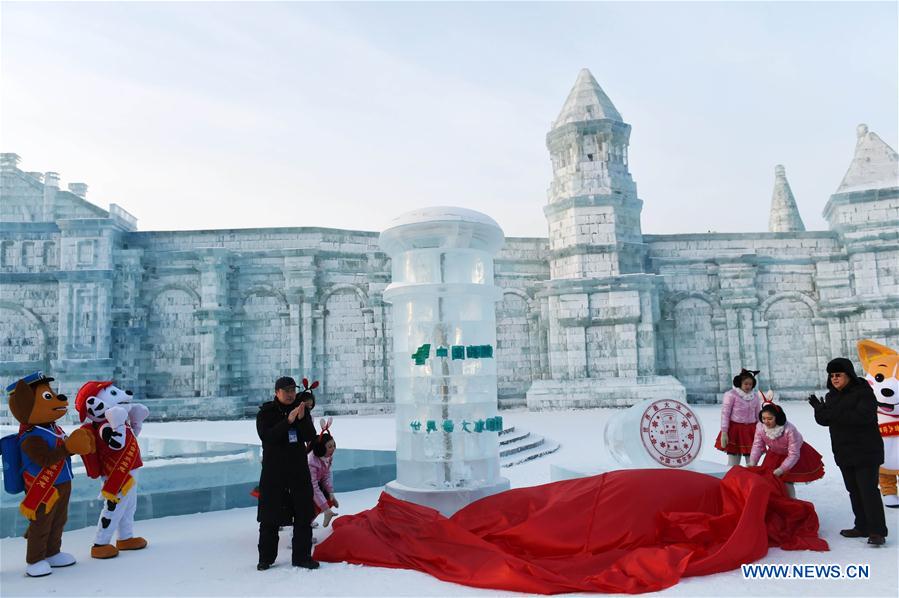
left=814, top=376, right=884, bottom=467
left=255, top=398, right=317, bottom=525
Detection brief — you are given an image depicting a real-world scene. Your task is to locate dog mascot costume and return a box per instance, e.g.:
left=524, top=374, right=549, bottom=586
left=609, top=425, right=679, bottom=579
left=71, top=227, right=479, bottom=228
left=3, top=372, right=95, bottom=577
left=858, top=340, right=899, bottom=508
left=75, top=380, right=150, bottom=558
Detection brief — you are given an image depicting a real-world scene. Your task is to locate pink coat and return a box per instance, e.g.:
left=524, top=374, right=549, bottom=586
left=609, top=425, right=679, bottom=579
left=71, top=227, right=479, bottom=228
left=720, top=388, right=761, bottom=432
left=750, top=421, right=803, bottom=472
left=308, top=452, right=335, bottom=511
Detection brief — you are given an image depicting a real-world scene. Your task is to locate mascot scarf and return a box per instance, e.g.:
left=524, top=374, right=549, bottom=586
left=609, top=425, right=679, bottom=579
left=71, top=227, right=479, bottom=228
left=19, top=425, right=66, bottom=521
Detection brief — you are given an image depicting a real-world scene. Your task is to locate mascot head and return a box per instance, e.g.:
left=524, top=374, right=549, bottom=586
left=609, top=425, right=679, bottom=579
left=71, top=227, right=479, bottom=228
left=858, top=340, right=899, bottom=419
left=75, top=381, right=133, bottom=423
left=5, top=371, right=68, bottom=426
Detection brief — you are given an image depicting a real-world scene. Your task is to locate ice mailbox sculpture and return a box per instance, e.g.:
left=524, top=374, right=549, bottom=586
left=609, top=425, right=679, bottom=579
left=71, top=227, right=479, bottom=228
left=379, top=207, right=510, bottom=515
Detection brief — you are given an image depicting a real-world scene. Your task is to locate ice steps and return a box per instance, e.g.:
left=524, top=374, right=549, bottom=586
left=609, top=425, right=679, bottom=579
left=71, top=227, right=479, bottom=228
left=498, top=397, right=527, bottom=410
left=498, top=425, right=560, bottom=468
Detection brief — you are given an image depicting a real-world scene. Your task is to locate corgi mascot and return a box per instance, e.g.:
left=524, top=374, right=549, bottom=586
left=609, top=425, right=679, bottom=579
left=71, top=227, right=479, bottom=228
left=2, top=372, right=95, bottom=577
left=75, top=381, right=150, bottom=558
left=858, top=340, right=899, bottom=508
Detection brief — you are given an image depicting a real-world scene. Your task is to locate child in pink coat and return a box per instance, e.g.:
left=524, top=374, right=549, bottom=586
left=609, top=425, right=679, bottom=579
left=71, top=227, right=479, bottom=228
left=715, top=369, right=763, bottom=466
left=749, top=402, right=825, bottom=498
left=308, top=420, right=339, bottom=528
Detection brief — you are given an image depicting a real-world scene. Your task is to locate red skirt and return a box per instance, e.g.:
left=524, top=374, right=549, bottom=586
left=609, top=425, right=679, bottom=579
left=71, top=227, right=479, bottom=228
left=759, top=442, right=825, bottom=483
left=715, top=421, right=756, bottom=455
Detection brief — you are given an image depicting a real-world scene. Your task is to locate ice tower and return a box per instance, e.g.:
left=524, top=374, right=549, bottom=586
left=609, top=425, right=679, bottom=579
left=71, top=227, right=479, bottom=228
left=379, top=207, right=510, bottom=515
left=527, top=69, right=686, bottom=408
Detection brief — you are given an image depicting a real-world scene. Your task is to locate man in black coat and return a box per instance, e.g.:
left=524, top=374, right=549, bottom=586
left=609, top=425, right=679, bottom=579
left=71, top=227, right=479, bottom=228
left=809, top=357, right=887, bottom=546
left=256, top=376, right=319, bottom=570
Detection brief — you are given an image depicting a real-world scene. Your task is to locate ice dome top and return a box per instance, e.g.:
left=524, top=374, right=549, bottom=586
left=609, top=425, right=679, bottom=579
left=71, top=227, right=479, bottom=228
left=379, top=206, right=505, bottom=255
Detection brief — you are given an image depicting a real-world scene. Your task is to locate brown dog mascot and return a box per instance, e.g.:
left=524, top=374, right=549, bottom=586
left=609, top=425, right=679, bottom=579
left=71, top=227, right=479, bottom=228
left=6, top=372, right=95, bottom=577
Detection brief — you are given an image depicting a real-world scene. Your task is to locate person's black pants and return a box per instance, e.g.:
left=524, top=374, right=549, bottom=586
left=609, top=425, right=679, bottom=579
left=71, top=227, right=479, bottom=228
left=257, top=485, right=314, bottom=566
left=839, top=463, right=888, bottom=537
left=258, top=520, right=312, bottom=566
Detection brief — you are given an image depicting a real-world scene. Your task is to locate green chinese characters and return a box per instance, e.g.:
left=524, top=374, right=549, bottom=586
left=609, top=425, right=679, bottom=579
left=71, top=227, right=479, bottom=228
left=411, top=343, right=494, bottom=364
left=409, top=416, right=503, bottom=434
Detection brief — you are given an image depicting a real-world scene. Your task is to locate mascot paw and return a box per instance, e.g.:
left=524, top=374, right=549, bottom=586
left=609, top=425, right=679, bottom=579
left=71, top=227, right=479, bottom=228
left=46, top=552, right=76, bottom=568
left=128, top=404, right=150, bottom=425
left=100, top=424, right=125, bottom=449
left=64, top=429, right=94, bottom=455
left=116, top=537, right=148, bottom=551
left=884, top=494, right=899, bottom=508
left=91, top=544, right=119, bottom=559
left=25, top=560, right=52, bottom=577
left=105, top=405, right=129, bottom=428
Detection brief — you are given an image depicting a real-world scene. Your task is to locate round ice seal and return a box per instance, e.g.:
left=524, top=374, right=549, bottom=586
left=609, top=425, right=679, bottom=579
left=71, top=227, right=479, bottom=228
left=638, top=400, right=702, bottom=467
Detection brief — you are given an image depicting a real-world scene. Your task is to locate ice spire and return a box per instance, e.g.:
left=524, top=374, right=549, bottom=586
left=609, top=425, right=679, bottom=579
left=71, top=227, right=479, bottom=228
left=836, top=124, right=899, bottom=193
left=768, top=165, right=805, bottom=232
left=552, top=68, right=622, bottom=128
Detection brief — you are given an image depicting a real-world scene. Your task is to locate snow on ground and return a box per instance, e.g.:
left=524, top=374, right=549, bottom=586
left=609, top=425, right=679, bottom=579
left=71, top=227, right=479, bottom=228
left=2, top=405, right=897, bottom=597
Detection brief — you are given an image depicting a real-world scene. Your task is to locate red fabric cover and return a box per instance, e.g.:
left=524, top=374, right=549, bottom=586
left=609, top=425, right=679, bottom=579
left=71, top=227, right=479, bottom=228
left=759, top=442, right=825, bottom=483
left=315, top=467, right=828, bottom=595
left=715, top=422, right=756, bottom=455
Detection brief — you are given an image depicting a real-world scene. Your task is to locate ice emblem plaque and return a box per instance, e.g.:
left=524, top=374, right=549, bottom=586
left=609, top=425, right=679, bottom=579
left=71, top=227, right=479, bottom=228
left=639, top=400, right=702, bottom=467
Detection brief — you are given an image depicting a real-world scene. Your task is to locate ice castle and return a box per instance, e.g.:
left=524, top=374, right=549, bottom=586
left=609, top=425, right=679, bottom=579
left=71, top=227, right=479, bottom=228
left=1, top=69, right=897, bottom=421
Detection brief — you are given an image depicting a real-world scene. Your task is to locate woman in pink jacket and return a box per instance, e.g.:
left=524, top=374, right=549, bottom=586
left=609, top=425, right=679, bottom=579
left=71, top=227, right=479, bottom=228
left=715, top=369, right=763, bottom=466
left=308, top=422, right=339, bottom=528
left=749, top=402, right=825, bottom=498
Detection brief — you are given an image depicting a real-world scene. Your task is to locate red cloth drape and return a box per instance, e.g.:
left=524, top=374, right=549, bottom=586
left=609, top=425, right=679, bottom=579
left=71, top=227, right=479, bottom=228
left=314, top=467, right=828, bottom=594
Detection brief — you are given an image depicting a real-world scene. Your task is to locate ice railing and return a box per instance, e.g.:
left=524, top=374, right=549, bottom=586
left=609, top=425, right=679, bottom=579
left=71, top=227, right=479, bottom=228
left=1, top=435, right=395, bottom=538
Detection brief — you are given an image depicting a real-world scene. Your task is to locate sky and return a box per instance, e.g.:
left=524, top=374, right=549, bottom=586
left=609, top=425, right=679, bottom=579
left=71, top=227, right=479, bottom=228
left=1, top=1, right=896, bottom=237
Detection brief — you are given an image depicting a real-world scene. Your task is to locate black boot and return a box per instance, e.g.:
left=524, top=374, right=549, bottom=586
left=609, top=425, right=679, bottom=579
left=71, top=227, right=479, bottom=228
left=293, top=558, right=320, bottom=569
left=839, top=528, right=866, bottom=538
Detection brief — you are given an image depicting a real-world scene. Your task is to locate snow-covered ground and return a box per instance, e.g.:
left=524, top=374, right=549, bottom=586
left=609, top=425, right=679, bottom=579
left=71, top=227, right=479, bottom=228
left=2, top=405, right=896, bottom=597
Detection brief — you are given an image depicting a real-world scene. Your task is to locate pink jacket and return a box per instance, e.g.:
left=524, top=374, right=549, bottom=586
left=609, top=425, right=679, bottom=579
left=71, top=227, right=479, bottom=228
left=720, top=388, right=761, bottom=432
left=749, top=421, right=803, bottom=472
left=308, top=452, right=335, bottom=511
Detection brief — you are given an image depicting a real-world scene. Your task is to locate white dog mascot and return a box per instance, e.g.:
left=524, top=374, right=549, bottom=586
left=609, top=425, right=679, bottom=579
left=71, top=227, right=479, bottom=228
left=75, top=381, right=150, bottom=558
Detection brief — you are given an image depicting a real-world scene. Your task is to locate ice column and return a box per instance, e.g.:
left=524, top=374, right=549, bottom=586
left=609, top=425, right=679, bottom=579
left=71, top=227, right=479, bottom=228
left=380, top=207, right=510, bottom=515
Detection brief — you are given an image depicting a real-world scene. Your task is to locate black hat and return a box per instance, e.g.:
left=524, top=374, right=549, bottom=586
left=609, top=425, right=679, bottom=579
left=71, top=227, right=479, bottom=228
left=826, top=358, right=856, bottom=377
left=274, top=376, right=297, bottom=391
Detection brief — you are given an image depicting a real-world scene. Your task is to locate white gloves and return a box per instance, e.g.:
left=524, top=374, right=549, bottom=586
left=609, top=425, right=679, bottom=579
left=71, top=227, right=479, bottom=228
left=105, top=406, right=129, bottom=429
left=127, top=404, right=150, bottom=436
